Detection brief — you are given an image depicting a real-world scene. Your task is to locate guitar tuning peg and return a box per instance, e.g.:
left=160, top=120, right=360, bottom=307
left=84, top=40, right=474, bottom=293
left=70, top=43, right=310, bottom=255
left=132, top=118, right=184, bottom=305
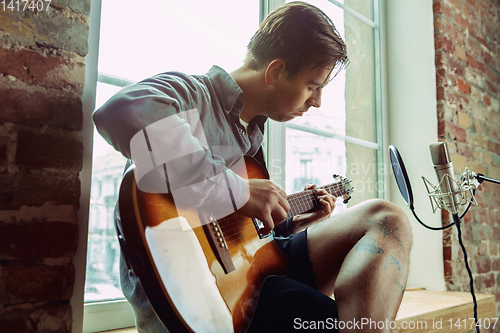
left=343, top=194, right=351, bottom=204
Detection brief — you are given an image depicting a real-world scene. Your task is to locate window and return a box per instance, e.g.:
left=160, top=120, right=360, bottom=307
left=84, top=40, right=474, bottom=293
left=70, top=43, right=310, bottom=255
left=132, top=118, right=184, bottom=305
left=84, top=0, right=385, bottom=331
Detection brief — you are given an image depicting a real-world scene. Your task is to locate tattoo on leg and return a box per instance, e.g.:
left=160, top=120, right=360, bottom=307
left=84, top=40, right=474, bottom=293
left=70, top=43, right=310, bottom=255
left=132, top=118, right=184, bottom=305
left=367, top=216, right=405, bottom=255
left=355, top=237, right=384, bottom=254
left=384, top=255, right=405, bottom=295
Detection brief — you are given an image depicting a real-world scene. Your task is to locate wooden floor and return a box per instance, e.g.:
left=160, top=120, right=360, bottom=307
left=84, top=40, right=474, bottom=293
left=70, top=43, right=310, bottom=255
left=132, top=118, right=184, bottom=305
left=101, top=290, right=496, bottom=333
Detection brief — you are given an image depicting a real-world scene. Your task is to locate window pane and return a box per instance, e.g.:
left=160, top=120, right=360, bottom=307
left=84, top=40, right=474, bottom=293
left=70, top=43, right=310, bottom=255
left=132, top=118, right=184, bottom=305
left=86, top=0, right=259, bottom=304
left=346, top=143, right=378, bottom=205
left=345, top=0, right=373, bottom=20
left=345, top=8, right=376, bottom=143
left=98, top=0, right=259, bottom=81
left=344, top=2, right=378, bottom=204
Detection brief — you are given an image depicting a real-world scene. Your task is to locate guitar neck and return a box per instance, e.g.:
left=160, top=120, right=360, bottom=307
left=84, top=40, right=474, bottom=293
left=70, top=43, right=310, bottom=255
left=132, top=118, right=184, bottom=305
left=286, top=182, right=345, bottom=220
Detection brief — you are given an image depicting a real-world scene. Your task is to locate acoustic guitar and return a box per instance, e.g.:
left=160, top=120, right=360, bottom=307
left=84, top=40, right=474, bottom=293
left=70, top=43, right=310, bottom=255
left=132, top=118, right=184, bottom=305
left=117, top=155, right=353, bottom=333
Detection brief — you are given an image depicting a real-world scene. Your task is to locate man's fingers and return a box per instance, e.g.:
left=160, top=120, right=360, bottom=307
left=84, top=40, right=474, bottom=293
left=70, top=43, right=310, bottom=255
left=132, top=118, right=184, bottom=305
left=320, top=197, right=336, bottom=214
left=259, top=214, right=275, bottom=235
left=272, top=204, right=288, bottom=223
left=277, top=192, right=290, bottom=212
left=314, top=188, right=336, bottom=215
left=304, top=183, right=316, bottom=190
left=277, top=186, right=288, bottom=197
left=238, top=178, right=293, bottom=235
left=260, top=200, right=288, bottom=234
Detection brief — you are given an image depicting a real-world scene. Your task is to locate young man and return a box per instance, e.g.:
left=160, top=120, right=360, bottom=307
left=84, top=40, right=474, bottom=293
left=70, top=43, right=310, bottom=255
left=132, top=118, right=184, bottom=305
left=93, top=2, right=412, bottom=332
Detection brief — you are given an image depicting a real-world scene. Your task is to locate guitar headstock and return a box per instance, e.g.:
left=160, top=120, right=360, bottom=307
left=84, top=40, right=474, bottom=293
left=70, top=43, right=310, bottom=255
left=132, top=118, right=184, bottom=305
left=333, top=174, right=354, bottom=204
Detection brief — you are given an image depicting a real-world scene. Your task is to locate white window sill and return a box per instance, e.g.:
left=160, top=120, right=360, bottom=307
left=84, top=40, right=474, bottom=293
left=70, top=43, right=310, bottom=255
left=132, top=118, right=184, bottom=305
left=83, top=299, right=135, bottom=333
left=97, top=328, right=137, bottom=333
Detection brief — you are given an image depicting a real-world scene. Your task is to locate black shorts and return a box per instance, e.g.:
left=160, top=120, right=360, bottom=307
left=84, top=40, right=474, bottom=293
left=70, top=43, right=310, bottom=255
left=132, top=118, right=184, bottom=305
left=247, top=230, right=339, bottom=333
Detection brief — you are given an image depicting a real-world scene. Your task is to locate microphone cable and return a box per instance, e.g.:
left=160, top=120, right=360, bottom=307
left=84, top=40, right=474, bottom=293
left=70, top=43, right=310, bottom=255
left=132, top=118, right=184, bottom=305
left=453, top=213, right=479, bottom=333
left=408, top=188, right=476, bottom=231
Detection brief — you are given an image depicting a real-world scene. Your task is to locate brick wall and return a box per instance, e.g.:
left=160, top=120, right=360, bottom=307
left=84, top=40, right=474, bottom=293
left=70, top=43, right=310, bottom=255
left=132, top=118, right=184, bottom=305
left=0, top=1, right=90, bottom=332
left=433, top=0, right=500, bottom=326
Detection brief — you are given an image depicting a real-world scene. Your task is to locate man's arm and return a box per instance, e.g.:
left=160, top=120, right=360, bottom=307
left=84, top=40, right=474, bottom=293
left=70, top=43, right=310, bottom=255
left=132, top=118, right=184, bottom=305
left=93, top=80, right=249, bottom=218
left=93, top=75, right=293, bottom=227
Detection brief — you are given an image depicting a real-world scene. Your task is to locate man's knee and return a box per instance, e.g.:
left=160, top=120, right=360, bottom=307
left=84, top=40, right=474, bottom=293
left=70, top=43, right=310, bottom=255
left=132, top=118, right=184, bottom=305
left=363, top=198, right=413, bottom=246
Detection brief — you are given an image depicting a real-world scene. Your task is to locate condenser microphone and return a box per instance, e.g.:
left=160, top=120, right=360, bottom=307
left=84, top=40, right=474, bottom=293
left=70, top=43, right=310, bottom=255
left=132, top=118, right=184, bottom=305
left=429, top=142, right=462, bottom=213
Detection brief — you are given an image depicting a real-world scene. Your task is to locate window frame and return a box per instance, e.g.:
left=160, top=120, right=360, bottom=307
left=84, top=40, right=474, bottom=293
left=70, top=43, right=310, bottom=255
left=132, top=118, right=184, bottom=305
left=81, top=74, right=138, bottom=332
left=78, top=0, right=387, bottom=331
left=75, top=0, right=136, bottom=331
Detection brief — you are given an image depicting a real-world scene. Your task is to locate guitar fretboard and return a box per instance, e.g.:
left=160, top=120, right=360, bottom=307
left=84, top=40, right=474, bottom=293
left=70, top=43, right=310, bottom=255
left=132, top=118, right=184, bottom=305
left=286, top=182, right=346, bottom=219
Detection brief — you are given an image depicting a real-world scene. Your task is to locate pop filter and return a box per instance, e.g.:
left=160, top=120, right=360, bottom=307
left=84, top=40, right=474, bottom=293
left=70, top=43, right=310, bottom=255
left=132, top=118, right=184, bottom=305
left=388, top=145, right=414, bottom=208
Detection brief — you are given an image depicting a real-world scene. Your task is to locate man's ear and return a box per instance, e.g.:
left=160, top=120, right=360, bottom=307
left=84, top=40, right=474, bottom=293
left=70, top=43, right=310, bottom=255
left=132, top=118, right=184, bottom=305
left=264, top=59, right=286, bottom=85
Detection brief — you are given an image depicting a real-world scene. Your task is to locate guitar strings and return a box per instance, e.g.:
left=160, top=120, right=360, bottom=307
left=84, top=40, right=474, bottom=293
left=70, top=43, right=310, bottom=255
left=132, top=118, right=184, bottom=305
left=286, top=182, right=344, bottom=217
left=217, top=181, right=345, bottom=229
left=216, top=181, right=346, bottom=247
left=224, top=226, right=260, bottom=244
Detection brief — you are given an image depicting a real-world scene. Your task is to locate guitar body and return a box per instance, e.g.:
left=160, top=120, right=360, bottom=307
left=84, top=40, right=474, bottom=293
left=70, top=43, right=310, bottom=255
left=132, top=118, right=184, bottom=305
left=117, top=156, right=288, bottom=333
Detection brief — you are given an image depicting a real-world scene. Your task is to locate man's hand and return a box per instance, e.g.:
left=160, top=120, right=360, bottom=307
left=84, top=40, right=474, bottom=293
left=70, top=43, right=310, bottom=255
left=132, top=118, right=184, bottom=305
left=238, top=179, right=290, bottom=235
left=291, top=184, right=336, bottom=233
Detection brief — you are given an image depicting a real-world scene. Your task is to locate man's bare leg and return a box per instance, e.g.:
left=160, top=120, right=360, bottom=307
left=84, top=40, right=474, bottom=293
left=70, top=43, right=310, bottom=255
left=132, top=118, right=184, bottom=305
left=307, top=199, right=413, bottom=332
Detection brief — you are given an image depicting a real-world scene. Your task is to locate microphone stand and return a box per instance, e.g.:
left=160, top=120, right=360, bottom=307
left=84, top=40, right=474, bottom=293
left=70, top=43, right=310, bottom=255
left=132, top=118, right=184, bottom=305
left=476, top=173, right=500, bottom=185
left=389, top=146, right=500, bottom=333
left=389, top=145, right=500, bottom=333
left=411, top=174, right=500, bottom=333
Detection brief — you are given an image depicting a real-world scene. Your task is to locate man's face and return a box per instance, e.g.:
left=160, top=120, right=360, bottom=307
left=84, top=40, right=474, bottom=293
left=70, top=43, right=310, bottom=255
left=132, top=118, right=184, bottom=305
left=265, top=66, right=332, bottom=122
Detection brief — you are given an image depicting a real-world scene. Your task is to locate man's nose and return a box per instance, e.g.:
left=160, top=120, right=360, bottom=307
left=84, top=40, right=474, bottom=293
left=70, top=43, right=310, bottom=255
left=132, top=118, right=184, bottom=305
left=308, top=88, right=322, bottom=108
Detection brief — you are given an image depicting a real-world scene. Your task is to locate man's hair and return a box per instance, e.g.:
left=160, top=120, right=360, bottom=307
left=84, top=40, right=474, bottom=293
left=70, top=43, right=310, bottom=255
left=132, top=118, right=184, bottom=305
left=246, top=1, right=348, bottom=79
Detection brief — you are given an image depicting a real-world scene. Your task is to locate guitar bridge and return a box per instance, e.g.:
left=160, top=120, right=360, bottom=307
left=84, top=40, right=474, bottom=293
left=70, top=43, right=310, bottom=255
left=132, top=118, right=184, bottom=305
left=200, top=213, right=235, bottom=274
